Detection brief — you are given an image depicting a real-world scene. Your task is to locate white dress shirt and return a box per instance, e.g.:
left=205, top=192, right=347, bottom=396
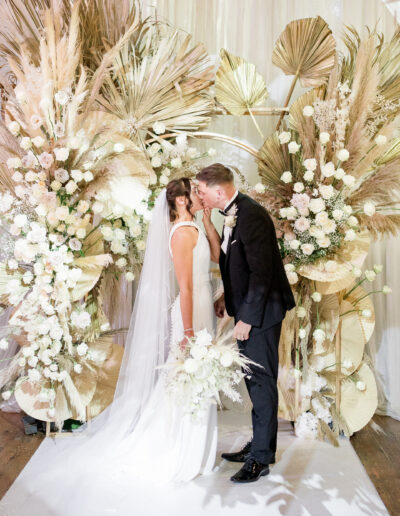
left=221, top=190, right=238, bottom=253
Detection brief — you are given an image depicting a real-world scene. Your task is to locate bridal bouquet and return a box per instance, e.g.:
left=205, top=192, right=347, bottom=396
left=163, top=329, right=254, bottom=419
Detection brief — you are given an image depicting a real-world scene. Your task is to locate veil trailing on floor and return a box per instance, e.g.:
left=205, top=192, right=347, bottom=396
left=20, top=189, right=176, bottom=467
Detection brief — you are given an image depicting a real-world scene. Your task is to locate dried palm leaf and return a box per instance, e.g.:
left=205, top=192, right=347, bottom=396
left=257, top=132, right=302, bottom=188
left=215, top=49, right=268, bottom=116
left=97, top=29, right=214, bottom=147
left=272, top=16, right=336, bottom=129
left=357, top=213, right=400, bottom=239
left=287, top=86, right=325, bottom=158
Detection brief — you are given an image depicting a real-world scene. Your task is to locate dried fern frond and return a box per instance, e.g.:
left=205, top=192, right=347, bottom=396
left=272, top=16, right=336, bottom=88
left=215, top=49, right=268, bottom=115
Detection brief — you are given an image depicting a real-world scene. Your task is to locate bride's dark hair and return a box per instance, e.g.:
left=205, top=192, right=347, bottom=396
left=166, top=177, right=193, bottom=221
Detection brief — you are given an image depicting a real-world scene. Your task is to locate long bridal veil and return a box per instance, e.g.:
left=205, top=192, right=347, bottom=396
left=0, top=189, right=177, bottom=510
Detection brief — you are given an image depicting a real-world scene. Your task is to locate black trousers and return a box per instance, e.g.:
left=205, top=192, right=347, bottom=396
left=237, top=321, right=282, bottom=464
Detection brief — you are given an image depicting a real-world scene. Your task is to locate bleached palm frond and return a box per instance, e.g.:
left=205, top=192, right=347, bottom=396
left=97, top=28, right=214, bottom=147
left=215, top=49, right=268, bottom=115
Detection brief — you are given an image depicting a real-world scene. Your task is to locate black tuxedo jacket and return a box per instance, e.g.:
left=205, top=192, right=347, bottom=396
left=219, top=192, right=295, bottom=333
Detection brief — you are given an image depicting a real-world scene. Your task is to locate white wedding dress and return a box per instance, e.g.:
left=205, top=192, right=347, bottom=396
left=113, top=221, right=218, bottom=482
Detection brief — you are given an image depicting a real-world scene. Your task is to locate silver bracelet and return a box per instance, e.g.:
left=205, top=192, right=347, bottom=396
left=183, top=328, right=193, bottom=333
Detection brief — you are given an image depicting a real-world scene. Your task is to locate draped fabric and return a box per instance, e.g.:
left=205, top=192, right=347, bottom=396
left=143, top=0, right=400, bottom=420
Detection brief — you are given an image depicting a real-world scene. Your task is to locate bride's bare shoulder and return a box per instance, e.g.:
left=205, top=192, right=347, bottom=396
left=170, top=224, right=198, bottom=252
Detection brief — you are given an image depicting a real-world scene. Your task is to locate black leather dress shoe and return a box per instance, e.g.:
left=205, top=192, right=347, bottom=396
left=230, top=458, right=270, bottom=483
left=221, top=441, right=251, bottom=462
left=222, top=441, right=276, bottom=465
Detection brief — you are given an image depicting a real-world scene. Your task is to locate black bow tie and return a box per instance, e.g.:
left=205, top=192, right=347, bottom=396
left=219, top=209, right=228, bottom=216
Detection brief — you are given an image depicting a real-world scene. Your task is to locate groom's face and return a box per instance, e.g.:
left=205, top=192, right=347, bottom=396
left=197, top=181, right=221, bottom=209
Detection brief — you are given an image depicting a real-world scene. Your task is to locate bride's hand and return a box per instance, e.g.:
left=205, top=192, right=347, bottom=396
left=202, top=207, right=212, bottom=227
left=179, top=331, right=194, bottom=350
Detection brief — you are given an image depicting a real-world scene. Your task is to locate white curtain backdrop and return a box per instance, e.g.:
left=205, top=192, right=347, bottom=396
left=142, top=0, right=400, bottom=420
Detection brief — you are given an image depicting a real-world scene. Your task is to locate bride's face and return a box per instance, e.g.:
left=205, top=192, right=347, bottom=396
left=189, top=182, right=204, bottom=213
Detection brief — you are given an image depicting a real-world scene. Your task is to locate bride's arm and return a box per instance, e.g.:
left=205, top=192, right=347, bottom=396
left=202, top=208, right=221, bottom=263
left=171, top=227, right=197, bottom=344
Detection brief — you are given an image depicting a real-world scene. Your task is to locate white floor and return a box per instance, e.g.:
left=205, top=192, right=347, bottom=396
left=0, top=410, right=389, bottom=516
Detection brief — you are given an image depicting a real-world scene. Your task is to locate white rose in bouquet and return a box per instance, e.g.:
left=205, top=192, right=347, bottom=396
left=278, top=131, right=291, bottom=144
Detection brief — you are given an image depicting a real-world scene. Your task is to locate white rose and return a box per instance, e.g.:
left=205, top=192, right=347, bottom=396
left=84, top=171, right=94, bottom=182
left=51, top=180, right=62, bottom=192
left=352, top=267, right=362, bottom=277
left=319, top=185, right=334, bottom=200
left=125, top=271, right=135, bottom=282
left=289, top=239, right=300, bottom=250
left=319, top=132, right=330, bottom=144
left=344, top=228, right=356, bottom=241
left=343, top=174, right=356, bottom=187
left=254, top=183, right=265, bottom=194
left=343, top=205, right=353, bottom=215
left=55, top=206, right=69, bottom=221
left=11, top=171, right=24, bottom=183
left=299, top=328, right=307, bottom=339
left=332, top=209, right=343, bottom=221
left=208, top=148, right=217, bottom=157
left=309, top=198, right=325, bottom=214
left=303, top=105, right=314, bottom=117
left=71, top=169, right=83, bottom=182
left=77, top=200, right=89, bottom=213
left=1, top=390, right=12, bottom=401
left=337, top=148, right=349, bottom=161
left=76, top=342, right=88, bottom=356
left=321, top=162, right=335, bottom=177
left=136, top=240, right=146, bottom=251
left=8, top=121, right=20, bottom=135
left=153, top=121, right=166, bottom=135
left=365, top=269, right=376, bottom=282
left=54, top=147, right=69, bottom=161
left=92, top=201, right=104, bottom=214
left=74, top=363, right=83, bottom=374
left=304, top=158, right=317, bottom=171
left=20, top=137, right=32, bottom=150
left=297, top=306, right=307, bottom=318
left=115, top=257, right=127, bottom=268
left=293, top=182, right=304, bottom=193
left=220, top=351, right=234, bottom=368
left=14, top=214, right=28, bottom=228
left=65, top=180, right=78, bottom=195
left=76, top=228, right=86, bottom=239
left=317, top=235, right=331, bottom=248
left=287, top=271, right=298, bottom=285
left=151, top=156, right=162, bottom=168
left=183, top=358, right=199, bottom=374
left=281, top=171, right=292, bottom=183
left=284, top=263, right=295, bottom=272
left=25, top=171, right=37, bottom=182
left=334, top=167, right=345, bottom=180
left=303, top=170, right=314, bottom=182
left=315, top=211, right=329, bottom=226
left=311, top=292, right=322, bottom=302
left=356, top=381, right=366, bottom=391
left=278, top=131, right=291, bottom=144
left=32, top=136, right=45, bottom=148
left=288, top=141, right=301, bottom=154
left=373, top=264, right=383, bottom=274
left=363, top=202, right=376, bottom=217
left=374, top=134, right=387, bottom=146
left=383, top=285, right=392, bottom=294
left=313, top=328, right=326, bottom=343
left=114, top=143, right=125, bottom=153
left=301, top=243, right=314, bottom=256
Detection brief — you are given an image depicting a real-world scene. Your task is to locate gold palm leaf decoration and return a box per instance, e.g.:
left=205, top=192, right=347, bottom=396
left=215, top=49, right=268, bottom=116
left=97, top=28, right=215, bottom=147
left=272, top=16, right=336, bottom=129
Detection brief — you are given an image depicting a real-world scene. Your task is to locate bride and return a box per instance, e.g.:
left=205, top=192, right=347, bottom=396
left=0, top=178, right=223, bottom=514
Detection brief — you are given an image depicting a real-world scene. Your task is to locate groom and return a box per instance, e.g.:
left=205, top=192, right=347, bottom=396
left=196, top=163, right=295, bottom=483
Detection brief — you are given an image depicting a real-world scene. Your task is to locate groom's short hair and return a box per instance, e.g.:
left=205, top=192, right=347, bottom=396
left=196, top=163, right=234, bottom=186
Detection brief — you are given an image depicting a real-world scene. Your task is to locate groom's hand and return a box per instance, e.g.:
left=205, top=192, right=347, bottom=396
left=233, top=320, right=252, bottom=341
left=214, top=294, right=225, bottom=318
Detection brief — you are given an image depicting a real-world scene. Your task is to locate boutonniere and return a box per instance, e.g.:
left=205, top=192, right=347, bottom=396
left=225, top=203, right=238, bottom=229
